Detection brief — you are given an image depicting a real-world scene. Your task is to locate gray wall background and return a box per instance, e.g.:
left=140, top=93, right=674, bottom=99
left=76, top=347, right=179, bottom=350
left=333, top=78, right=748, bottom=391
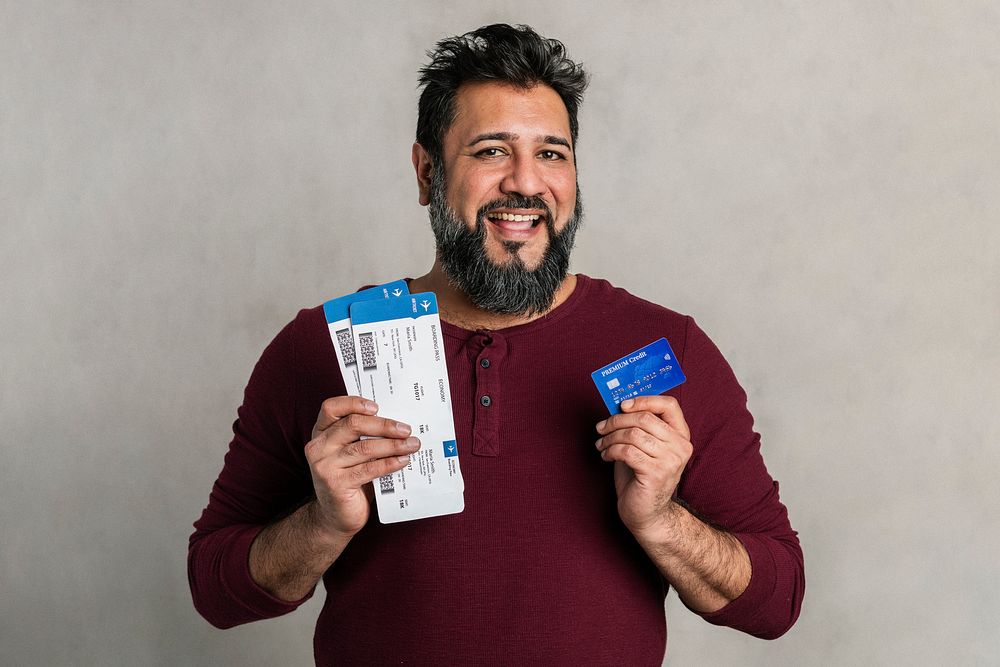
left=3, top=1, right=998, bottom=665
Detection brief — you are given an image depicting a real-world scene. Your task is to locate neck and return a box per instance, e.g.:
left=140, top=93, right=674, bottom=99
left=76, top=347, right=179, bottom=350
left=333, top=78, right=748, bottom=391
left=409, top=261, right=577, bottom=331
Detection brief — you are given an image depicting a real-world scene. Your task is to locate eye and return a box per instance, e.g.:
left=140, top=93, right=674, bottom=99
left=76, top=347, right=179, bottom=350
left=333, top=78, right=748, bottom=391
left=539, top=149, right=567, bottom=161
left=475, top=147, right=507, bottom=158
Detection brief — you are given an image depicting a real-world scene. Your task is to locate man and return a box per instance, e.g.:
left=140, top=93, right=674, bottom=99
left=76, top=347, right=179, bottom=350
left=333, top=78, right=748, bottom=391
left=189, top=24, right=804, bottom=665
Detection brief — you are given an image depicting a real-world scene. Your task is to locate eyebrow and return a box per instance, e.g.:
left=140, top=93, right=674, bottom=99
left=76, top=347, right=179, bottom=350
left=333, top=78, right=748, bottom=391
left=467, top=132, right=572, bottom=150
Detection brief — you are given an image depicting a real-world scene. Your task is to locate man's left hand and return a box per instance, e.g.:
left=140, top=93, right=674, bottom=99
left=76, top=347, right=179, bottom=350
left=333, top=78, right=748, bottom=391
left=595, top=395, right=693, bottom=535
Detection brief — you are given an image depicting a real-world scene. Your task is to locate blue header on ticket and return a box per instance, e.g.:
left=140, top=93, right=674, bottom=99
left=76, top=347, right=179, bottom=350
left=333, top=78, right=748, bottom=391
left=349, top=292, right=439, bottom=325
left=591, top=338, right=686, bottom=415
left=322, top=280, right=409, bottom=323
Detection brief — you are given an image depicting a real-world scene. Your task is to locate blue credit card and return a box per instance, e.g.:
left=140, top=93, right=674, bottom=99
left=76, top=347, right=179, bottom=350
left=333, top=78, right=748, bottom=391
left=591, top=338, right=686, bottom=414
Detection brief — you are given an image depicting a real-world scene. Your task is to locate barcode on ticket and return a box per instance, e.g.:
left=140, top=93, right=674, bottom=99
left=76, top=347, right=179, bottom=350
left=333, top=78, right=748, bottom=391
left=335, top=328, right=356, bottom=366
left=378, top=474, right=395, bottom=495
left=359, top=332, right=377, bottom=371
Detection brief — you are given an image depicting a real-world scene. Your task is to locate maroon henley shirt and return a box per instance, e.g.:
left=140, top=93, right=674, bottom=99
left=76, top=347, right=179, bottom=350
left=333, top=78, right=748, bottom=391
left=189, top=274, right=804, bottom=665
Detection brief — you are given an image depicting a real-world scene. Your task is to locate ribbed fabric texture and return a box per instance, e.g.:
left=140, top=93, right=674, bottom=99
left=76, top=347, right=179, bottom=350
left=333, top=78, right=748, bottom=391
left=189, top=275, right=804, bottom=665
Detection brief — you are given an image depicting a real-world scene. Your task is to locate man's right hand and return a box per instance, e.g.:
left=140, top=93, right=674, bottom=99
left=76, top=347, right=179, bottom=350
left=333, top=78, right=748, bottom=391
left=304, top=396, right=419, bottom=538
left=249, top=396, right=417, bottom=601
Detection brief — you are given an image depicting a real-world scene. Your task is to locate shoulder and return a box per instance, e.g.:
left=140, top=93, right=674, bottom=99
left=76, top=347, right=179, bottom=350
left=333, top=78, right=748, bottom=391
left=573, top=274, right=692, bottom=339
left=260, top=303, right=330, bottom=365
left=572, top=275, right=737, bottom=374
left=576, top=274, right=689, bottom=321
left=252, top=301, right=343, bottom=400
left=284, top=303, right=329, bottom=346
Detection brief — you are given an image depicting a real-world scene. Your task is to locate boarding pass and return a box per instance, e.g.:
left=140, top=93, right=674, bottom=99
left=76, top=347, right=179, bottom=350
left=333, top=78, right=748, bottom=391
left=350, top=292, right=464, bottom=523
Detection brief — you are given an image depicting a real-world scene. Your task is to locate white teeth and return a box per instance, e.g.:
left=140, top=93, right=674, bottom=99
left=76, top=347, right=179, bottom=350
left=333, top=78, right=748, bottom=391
left=489, top=212, right=541, bottom=222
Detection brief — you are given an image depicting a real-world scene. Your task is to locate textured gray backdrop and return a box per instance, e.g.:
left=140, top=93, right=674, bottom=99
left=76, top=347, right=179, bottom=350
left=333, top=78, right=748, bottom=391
left=3, top=1, right=998, bottom=665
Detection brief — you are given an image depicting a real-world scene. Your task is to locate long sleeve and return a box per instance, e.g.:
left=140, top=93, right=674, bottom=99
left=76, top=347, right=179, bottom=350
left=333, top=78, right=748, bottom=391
left=186, top=277, right=804, bottom=660
left=675, top=317, right=805, bottom=639
left=188, top=313, right=325, bottom=628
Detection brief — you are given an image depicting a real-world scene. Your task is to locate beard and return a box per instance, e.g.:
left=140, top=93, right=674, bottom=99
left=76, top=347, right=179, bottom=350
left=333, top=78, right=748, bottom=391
left=427, top=164, right=583, bottom=317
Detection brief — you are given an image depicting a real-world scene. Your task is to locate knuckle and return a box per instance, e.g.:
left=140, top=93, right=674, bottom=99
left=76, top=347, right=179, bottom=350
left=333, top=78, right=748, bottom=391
left=305, top=435, right=330, bottom=462
left=639, top=412, right=659, bottom=429
left=303, top=438, right=319, bottom=461
left=311, top=458, right=333, bottom=481
left=667, top=450, right=688, bottom=470
left=352, top=438, right=375, bottom=458
left=627, top=427, right=644, bottom=441
left=366, top=459, right=390, bottom=479
left=348, top=465, right=368, bottom=485
left=320, top=397, right=341, bottom=417
left=626, top=446, right=646, bottom=466
left=343, top=413, right=365, bottom=432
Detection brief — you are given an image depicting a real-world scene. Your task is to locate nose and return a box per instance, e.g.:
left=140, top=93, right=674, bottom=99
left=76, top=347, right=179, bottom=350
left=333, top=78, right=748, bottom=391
left=500, top=154, right=545, bottom=199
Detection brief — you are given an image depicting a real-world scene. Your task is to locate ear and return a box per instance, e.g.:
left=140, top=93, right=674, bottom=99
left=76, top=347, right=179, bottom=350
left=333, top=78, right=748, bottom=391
left=411, top=142, right=434, bottom=207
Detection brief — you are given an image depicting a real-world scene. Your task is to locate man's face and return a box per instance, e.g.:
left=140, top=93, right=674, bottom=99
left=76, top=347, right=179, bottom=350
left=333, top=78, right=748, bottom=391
left=421, top=80, right=583, bottom=315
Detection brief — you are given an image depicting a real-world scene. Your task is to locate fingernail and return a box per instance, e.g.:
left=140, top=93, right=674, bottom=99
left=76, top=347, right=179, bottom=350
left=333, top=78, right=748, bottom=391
left=621, top=399, right=634, bottom=410
left=364, top=400, right=378, bottom=412
left=596, top=419, right=607, bottom=431
left=395, top=422, right=411, bottom=435
left=397, top=455, right=410, bottom=464
left=406, top=437, right=420, bottom=450
left=594, top=438, right=603, bottom=449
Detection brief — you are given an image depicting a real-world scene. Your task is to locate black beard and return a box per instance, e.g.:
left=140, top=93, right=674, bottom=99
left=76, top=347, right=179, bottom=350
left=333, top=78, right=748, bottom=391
left=427, top=166, right=583, bottom=317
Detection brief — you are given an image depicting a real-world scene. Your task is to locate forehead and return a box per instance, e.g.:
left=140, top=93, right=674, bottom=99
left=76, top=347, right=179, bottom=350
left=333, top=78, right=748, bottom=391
left=445, top=80, right=572, bottom=146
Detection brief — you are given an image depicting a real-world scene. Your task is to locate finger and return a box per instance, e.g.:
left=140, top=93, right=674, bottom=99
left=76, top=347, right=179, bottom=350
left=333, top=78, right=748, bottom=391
left=313, top=450, right=412, bottom=491
left=599, top=442, right=660, bottom=475
left=342, top=455, right=413, bottom=489
left=314, top=396, right=379, bottom=435
left=595, top=426, right=669, bottom=459
left=596, top=410, right=673, bottom=443
left=622, top=395, right=690, bottom=440
left=305, top=416, right=411, bottom=465
left=337, top=436, right=421, bottom=465
left=324, top=412, right=412, bottom=448
left=600, top=441, right=691, bottom=479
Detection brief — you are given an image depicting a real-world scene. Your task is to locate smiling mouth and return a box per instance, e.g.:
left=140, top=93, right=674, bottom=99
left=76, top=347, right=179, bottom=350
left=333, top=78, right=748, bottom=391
left=485, top=211, right=545, bottom=231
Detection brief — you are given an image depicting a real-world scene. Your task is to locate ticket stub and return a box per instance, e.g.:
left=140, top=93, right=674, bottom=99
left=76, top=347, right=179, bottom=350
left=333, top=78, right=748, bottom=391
left=349, top=292, right=464, bottom=523
left=323, top=280, right=409, bottom=396
left=591, top=338, right=686, bottom=414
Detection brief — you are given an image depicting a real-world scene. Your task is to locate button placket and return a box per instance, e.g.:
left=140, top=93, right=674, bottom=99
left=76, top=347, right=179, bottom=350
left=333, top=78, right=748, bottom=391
left=472, top=332, right=506, bottom=457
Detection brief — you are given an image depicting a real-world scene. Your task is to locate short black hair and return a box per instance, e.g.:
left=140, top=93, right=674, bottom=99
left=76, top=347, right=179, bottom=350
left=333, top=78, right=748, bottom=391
left=416, top=24, right=589, bottom=164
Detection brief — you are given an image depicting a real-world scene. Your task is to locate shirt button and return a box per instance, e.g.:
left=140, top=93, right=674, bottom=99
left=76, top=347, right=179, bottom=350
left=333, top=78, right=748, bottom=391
left=480, top=395, right=492, bottom=407
left=480, top=358, right=490, bottom=368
